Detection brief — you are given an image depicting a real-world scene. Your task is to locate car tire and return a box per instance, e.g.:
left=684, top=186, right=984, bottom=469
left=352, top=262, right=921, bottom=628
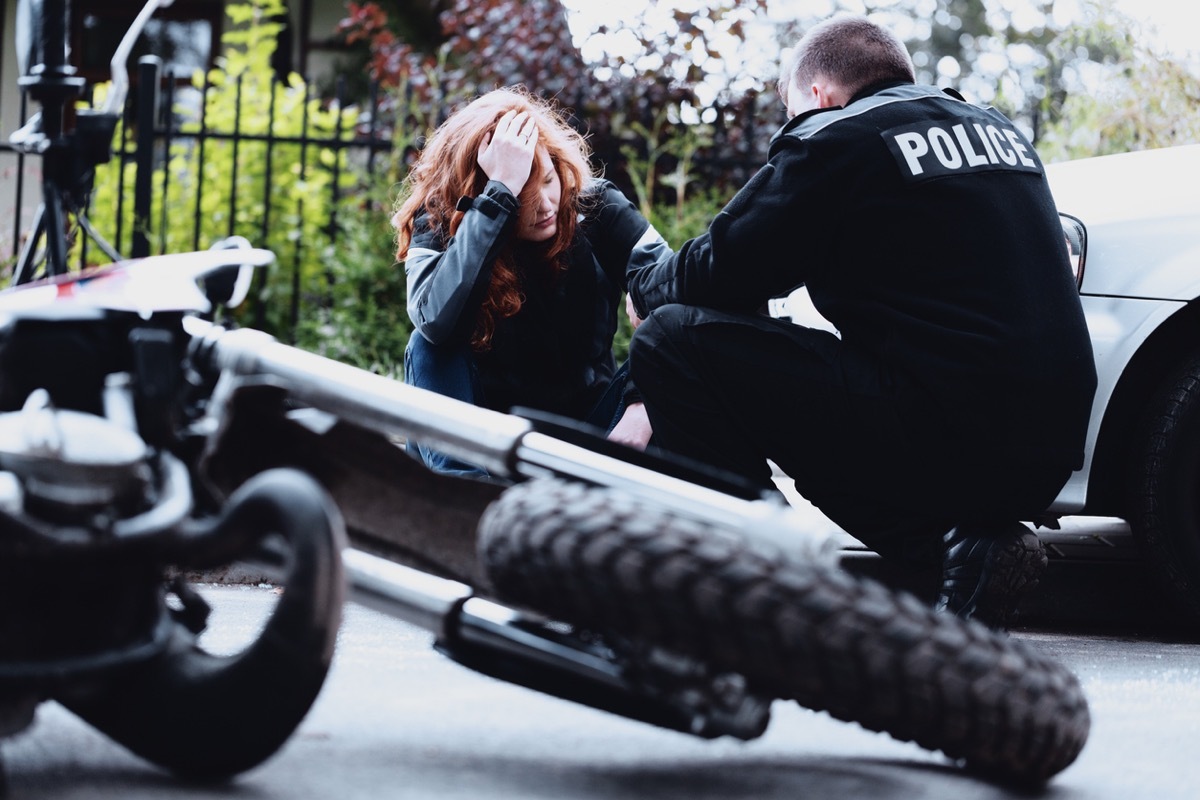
left=1130, top=352, right=1200, bottom=618
left=478, top=477, right=1091, bottom=784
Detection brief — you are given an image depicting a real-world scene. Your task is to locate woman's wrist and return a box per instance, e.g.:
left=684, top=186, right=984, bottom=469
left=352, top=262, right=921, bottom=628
left=457, top=182, right=519, bottom=219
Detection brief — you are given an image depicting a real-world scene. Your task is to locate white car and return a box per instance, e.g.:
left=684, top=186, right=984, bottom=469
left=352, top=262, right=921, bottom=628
left=774, top=144, right=1200, bottom=617
left=1047, top=143, right=1200, bottom=617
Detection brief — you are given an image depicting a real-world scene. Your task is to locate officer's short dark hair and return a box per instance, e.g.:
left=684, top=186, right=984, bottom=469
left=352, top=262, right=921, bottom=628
left=778, top=15, right=915, bottom=102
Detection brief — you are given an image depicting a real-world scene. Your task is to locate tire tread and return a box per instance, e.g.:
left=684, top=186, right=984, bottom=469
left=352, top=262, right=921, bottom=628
left=478, top=478, right=1090, bottom=783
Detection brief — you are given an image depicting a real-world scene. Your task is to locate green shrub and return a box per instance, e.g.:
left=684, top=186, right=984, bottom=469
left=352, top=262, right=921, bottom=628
left=293, top=190, right=411, bottom=379
left=89, top=0, right=357, bottom=341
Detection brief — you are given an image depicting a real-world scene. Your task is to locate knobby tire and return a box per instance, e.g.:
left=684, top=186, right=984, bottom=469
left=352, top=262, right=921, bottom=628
left=478, top=477, right=1090, bottom=784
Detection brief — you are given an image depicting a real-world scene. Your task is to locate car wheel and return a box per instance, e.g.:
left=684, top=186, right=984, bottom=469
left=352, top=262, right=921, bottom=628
left=1130, top=352, right=1200, bottom=618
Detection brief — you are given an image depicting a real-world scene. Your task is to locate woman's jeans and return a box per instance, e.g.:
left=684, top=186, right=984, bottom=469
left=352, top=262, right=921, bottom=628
left=404, top=333, right=629, bottom=477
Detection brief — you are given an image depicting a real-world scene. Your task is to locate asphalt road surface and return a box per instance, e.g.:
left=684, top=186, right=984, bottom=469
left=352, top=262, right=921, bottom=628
left=2, top=565, right=1198, bottom=800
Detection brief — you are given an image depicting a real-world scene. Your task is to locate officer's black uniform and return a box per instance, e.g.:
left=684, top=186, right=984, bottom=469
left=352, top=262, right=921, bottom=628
left=626, top=81, right=1098, bottom=560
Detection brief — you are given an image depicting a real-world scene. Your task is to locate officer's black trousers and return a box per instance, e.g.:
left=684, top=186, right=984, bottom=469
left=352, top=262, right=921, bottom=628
left=629, top=304, right=1070, bottom=564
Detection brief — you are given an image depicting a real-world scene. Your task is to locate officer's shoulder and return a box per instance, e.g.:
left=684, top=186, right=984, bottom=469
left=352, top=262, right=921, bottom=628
left=582, top=178, right=639, bottom=213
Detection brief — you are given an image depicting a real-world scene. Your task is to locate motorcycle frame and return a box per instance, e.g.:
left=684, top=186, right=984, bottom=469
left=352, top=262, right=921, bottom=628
left=187, top=317, right=823, bottom=551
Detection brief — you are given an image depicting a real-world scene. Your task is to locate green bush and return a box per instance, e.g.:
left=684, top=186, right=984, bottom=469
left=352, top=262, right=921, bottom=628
left=289, top=76, right=443, bottom=376
left=89, top=0, right=357, bottom=341
left=293, top=190, right=411, bottom=379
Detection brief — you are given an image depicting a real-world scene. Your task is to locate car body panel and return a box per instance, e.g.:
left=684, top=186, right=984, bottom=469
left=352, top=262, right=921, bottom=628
left=1047, top=294, right=1187, bottom=512
left=1044, top=145, right=1200, bottom=511
left=1045, top=144, right=1200, bottom=227
left=1047, top=145, right=1200, bottom=299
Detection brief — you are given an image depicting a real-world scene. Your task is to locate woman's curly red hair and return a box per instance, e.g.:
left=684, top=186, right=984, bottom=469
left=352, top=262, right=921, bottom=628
left=392, top=87, right=594, bottom=351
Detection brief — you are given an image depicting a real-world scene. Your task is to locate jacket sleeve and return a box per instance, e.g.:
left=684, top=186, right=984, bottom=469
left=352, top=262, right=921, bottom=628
left=580, top=181, right=662, bottom=408
left=582, top=181, right=653, bottom=289
left=404, top=180, right=518, bottom=345
left=625, top=147, right=816, bottom=318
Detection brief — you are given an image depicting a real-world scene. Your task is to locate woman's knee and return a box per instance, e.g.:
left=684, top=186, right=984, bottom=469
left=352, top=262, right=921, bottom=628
left=404, top=333, right=478, bottom=403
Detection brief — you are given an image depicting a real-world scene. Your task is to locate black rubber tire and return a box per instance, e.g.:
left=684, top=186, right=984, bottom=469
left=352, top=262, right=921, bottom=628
left=1129, top=352, right=1200, bottom=619
left=478, top=478, right=1090, bottom=785
left=60, top=469, right=346, bottom=779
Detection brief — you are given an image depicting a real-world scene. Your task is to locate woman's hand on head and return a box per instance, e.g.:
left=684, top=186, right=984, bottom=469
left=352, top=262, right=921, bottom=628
left=477, top=110, right=538, bottom=197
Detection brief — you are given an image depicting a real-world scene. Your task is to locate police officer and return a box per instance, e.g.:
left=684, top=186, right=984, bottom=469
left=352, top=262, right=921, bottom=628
left=625, top=14, right=1097, bottom=628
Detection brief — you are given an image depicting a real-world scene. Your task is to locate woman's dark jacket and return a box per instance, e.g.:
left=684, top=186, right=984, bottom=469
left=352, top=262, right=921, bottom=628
left=405, top=179, right=651, bottom=418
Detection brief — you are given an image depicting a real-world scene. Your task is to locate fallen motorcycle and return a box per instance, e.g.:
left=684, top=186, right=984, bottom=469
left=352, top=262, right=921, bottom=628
left=0, top=247, right=1090, bottom=784
left=0, top=0, right=1090, bottom=785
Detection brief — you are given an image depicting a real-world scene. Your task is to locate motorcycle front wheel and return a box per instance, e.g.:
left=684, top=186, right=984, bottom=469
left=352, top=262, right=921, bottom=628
left=478, top=477, right=1090, bottom=785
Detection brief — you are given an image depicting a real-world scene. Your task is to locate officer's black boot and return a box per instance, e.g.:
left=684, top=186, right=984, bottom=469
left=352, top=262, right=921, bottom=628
left=935, top=521, right=1047, bottom=630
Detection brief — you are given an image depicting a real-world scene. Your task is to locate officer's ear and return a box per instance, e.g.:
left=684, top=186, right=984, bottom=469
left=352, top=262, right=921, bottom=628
left=786, top=75, right=848, bottom=117
left=812, top=78, right=849, bottom=109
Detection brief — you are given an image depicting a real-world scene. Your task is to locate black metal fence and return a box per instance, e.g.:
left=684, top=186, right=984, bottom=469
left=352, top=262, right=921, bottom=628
left=123, top=58, right=396, bottom=333
left=123, top=61, right=392, bottom=251
left=2, top=55, right=396, bottom=335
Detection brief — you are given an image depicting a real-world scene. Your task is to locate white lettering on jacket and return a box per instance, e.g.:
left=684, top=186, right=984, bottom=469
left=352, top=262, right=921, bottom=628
left=883, top=119, right=1042, bottom=182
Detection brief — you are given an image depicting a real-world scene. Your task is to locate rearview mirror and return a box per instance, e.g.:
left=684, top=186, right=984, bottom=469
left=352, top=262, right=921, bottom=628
left=203, top=236, right=258, bottom=309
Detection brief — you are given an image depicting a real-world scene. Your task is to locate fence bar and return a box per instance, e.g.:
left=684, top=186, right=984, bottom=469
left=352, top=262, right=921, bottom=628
left=78, top=85, right=89, bottom=272
left=365, top=81, right=381, bottom=180
left=132, top=56, right=162, bottom=259
left=192, top=74, right=211, bottom=251
left=260, top=78, right=277, bottom=248
left=115, top=105, right=129, bottom=255
left=229, top=75, right=243, bottom=238
left=291, top=80, right=311, bottom=340
left=11, top=93, right=29, bottom=262
left=159, top=73, right=176, bottom=255
left=328, top=77, right=346, bottom=240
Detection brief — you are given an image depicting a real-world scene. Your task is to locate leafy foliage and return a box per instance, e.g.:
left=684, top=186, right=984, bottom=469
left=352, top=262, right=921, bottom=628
left=337, top=0, right=585, bottom=115
left=293, top=189, right=411, bottom=378
left=338, top=0, right=1200, bottom=206
left=89, top=0, right=358, bottom=340
left=337, top=0, right=773, bottom=200
left=1034, top=3, right=1200, bottom=160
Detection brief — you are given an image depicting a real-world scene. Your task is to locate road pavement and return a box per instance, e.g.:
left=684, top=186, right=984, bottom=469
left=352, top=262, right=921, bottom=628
left=2, top=556, right=1199, bottom=800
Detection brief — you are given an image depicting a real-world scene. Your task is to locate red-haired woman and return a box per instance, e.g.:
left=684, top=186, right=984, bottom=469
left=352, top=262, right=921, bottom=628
left=393, top=88, right=662, bottom=476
